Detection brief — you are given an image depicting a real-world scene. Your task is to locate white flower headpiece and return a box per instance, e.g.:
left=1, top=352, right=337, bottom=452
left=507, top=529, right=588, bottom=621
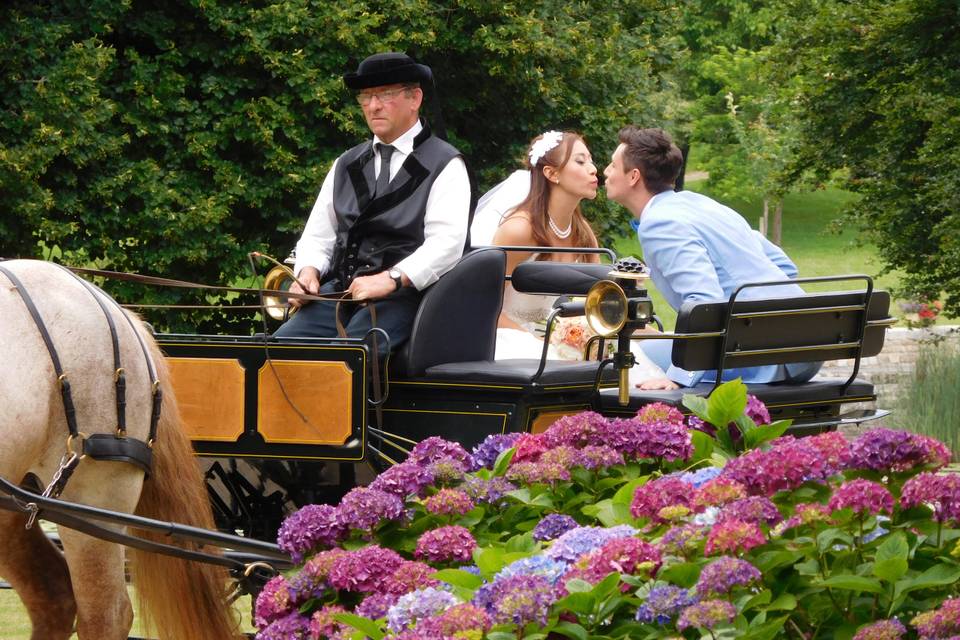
left=528, top=130, right=564, bottom=167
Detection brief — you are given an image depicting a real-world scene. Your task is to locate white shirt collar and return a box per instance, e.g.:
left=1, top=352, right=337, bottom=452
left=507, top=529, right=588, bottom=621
left=373, top=119, right=422, bottom=156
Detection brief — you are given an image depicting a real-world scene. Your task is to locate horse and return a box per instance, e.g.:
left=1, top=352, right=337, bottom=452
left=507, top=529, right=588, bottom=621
left=0, top=259, right=242, bottom=640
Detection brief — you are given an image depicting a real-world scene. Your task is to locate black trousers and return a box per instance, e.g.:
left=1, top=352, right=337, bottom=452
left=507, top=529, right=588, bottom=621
left=272, top=280, right=422, bottom=352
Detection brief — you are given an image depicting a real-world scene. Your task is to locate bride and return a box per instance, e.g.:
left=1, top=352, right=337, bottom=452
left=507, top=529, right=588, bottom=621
left=472, top=130, right=665, bottom=383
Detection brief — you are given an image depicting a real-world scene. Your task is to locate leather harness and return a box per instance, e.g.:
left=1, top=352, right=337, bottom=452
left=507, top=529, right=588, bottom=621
left=0, top=263, right=159, bottom=493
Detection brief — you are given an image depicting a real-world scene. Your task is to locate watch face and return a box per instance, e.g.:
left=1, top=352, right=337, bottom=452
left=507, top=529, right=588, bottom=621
left=389, top=268, right=402, bottom=279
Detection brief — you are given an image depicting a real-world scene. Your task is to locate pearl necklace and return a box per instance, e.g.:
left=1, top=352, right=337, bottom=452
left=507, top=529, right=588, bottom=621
left=548, top=215, right=572, bottom=239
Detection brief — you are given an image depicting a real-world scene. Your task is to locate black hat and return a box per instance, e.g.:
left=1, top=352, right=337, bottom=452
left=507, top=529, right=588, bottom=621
left=343, top=52, right=433, bottom=90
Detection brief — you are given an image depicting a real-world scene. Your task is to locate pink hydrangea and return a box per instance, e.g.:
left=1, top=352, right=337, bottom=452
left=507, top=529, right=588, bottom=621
left=659, top=523, right=708, bottom=557
left=717, top=496, right=783, bottom=527
left=327, top=545, right=403, bottom=593
left=721, top=436, right=830, bottom=496
left=852, top=618, right=907, bottom=640
left=911, top=598, right=960, bottom=638
left=512, top=432, right=549, bottom=463
left=566, top=537, right=662, bottom=586
left=694, top=477, right=748, bottom=509
left=677, top=599, right=737, bottom=631
left=506, top=460, right=571, bottom=484
left=423, top=488, right=475, bottom=516
left=309, top=604, right=349, bottom=640
left=415, top=525, right=477, bottom=564
left=636, top=402, right=685, bottom=426
left=847, top=428, right=951, bottom=473
left=828, top=479, right=895, bottom=517
left=704, top=518, right=766, bottom=556
left=631, top=476, right=696, bottom=522
left=415, top=603, right=491, bottom=637
left=806, top=431, right=853, bottom=475
left=383, top=560, right=441, bottom=595
left=901, top=472, right=960, bottom=523
left=541, top=411, right=611, bottom=448
left=254, top=575, right=292, bottom=629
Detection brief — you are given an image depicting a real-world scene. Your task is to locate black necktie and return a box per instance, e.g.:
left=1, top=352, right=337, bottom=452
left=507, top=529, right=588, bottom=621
left=375, top=143, right=395, bottom=197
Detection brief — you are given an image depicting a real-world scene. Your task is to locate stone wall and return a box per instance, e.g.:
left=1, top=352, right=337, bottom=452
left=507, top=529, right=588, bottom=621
left=817, top=326, right=959, bottom=429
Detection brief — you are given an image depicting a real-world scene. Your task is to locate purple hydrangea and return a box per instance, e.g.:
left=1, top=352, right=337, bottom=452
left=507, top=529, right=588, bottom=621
left=426, top=457, right=468, bottom=485
left=383, top=560, right=441, bottom=595
left=533, top=514, right=579, bottom=542
left=636, top=585, right=699, bottom=624
left=696, top=556, right=762, bottom=596
left=327, top=545, right=403, bottom=593
left=630, top=476, right=696, bottom=522
left=541, top=411, right=611, bottom=448
left=721, top=436, right=831, bottom=496
left=408, top=436, right=474, bottom=469
left=386, top=586, right=460, bottom=632
left=461, top=475, right=516, bottom=505
left=369, top=461, right=435, bottom=498
left=336, top=486, right=404, bottom=532
left=539, top=445, right=580, bottom=468
left=658, top=523, right=709, bottom=557
left=471, top=432, right=522, bottom=469
left=423, top=488, right=475, bottom=516
left=355, top=592, right=399, bottom=620
left=717, top=496, right=783, bottom=527
left=852, top=618, right=907, bottom=640
left=254, top=575, right=292, bottom=629
left=308, top=605, right=349, bottom=640
left=276, top=504, right=344, bottom=562
left=545, top=525, right=637, bottom=563
left=415, top=525, right=477, bottom=564
left=576, top=445, right=625, bottom=469
left=847, top=428, right=951, bottom=473
left=616, top=418, right=694, bottom=461
left=636, top=402, right=686, bottom=426
left=911, top=598, right=960, bottom=638
left=415, top=602, right=491, bottom=637
left=255, top=611, right=312, bottom=639
left=901, top=472, right=960, bottom=523
left=483, top=574, right=557, bottom=626
left=285, top=566, right=328, bottom=606
left=806, top=430, right=853, bottom=475
left=506, top=460, right=571, bottom=484
left=829, top=479, right=895, bottom=516
left=745, top=394, right=771, bottom=425
left=677, top=599, right=737, bottom=631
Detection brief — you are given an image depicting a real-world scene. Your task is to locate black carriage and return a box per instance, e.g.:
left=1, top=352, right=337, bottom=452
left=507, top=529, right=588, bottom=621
left=155, top=247, right=895, bottom=539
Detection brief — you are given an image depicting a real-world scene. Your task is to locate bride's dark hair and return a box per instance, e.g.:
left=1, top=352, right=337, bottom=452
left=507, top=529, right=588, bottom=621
left=506, top=131, right=599, bottom=261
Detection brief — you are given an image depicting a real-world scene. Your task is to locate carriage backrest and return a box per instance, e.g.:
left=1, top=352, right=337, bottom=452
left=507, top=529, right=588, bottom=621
left=398, top=247, right=507, bottom=376
left=671, top=285, right=893, bottom=372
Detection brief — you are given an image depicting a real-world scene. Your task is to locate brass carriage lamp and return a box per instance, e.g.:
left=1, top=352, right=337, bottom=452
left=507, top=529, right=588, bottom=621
left=584, top=257, right=654, bottom=406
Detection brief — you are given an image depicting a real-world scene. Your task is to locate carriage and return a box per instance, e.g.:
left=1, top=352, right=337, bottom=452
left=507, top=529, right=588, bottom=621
left=0, top=251, right=895, bottom=638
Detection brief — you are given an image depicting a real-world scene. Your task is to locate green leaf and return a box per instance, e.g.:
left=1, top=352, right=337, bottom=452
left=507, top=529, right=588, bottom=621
left=754, top=550, right=803, bottom=573
left=817, top=527, right=854, bottom=553
left=690, top=429, right=715, bottom=461
left=894, top=564, right=960, bottom=599
left=767, top=593, right=797, bottom=611
left=564, top=579, right=595, bottom=594
left=433, top=568, right=484, bottom=590
left=743, top=418, right=791, bottom=449
left=875, top=531, right=909, bottom=563
left=612, top=477, right=649, bottom=505
left=705, top=378, right=748, bottom=426
left=475, top=546, right=507, bottom=576
left=816, top=574, right=885, bottom=594
left=332, top=613, right=385, bottom=640
left=873, top=558, right=909, bottom=583
left=550, top=621, right=589, bottom=640
left=739, top=616, right=789, bottom=640
left=656, top=562, right=701, bottom=587
left=492, top=447, right=516, bottom=476
left=554, top=591, right=596, bottom=615
left=506, top=531, right=537, bottom=553
left=681, top=393, right=710, bottom=422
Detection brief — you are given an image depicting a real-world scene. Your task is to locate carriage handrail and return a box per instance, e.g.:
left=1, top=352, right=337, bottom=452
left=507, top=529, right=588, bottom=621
left=0, top=476, right=292, bottom=568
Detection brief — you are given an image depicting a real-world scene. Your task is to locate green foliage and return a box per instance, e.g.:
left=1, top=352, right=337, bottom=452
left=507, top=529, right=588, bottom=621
left=0, top=0, right=679, bottom=331
left=896, top=339, right=960, bottom=454
left=771, top=0, right=960, bottom=314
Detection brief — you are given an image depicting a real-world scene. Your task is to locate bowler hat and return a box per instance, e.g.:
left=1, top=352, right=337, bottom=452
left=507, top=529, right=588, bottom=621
left=343, top=52, right=433, bottom=90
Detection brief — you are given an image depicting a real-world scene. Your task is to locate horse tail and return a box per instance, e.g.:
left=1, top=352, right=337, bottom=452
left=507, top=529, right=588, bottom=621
left=129, top=344, right=243, bottom=640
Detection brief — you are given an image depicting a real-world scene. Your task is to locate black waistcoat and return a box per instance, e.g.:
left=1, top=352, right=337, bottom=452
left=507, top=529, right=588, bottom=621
left=330, top=122, right=462, bottom=286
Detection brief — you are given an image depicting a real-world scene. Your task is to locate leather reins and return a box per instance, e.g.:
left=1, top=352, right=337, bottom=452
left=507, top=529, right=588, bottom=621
left=0, top=262, right=161, bottom=528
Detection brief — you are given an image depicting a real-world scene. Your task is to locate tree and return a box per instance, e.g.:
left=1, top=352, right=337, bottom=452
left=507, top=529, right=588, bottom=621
left=0, top=0, right=681, bottom=332
left=772, top=0, right=960, bottom=314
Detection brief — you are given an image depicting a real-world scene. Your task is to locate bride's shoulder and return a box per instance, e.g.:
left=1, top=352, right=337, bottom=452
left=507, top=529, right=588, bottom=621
left=492, top=210, right=535, bottom=245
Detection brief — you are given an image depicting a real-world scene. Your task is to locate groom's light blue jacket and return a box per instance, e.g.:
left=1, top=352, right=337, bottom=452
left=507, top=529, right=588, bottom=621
left=637, top=190, right=819, bottom=386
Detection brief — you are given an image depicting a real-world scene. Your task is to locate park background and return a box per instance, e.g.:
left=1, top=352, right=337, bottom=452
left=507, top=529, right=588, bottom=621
left=1, top=1, right=959, bottom=637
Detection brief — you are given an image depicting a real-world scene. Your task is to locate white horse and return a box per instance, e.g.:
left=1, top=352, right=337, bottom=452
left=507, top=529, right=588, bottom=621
left=0, top=259, right=242, bottom=640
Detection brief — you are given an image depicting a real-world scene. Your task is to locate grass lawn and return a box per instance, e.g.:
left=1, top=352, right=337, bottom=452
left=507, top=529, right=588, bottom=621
left=0, top=585, right=254, bottom=639
left=608, top=181, right=932, bottom=330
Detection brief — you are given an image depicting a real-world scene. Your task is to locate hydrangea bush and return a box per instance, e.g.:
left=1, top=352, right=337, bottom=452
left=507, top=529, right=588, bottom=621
left=256, top=380, right=960, bottom=639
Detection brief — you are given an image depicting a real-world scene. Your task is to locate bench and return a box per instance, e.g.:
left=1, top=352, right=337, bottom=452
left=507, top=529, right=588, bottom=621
left=596, top=276, right=895, bottom=432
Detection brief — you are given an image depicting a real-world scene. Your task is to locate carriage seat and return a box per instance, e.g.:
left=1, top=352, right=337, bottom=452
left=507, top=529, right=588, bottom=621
left=391, top=249, right=616, bottom=387
left=597, top=283, right=894, bottom=426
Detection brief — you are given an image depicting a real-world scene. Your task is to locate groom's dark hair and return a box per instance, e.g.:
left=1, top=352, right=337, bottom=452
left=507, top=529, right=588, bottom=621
left=618, top=126, right=683, bottom=194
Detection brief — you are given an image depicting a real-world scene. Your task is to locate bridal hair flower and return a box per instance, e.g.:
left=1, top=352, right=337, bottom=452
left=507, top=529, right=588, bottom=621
left=528, top=130, right=564, bottom=167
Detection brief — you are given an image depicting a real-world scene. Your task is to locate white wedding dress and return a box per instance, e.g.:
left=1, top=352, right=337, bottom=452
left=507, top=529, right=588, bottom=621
left=475, top=170, right=665, bottom=383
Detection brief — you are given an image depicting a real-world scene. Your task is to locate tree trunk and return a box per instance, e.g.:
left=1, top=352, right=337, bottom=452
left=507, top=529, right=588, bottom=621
left=760, top=199, right=770, bottom=237
left=771, top=199, right=783, bottom=246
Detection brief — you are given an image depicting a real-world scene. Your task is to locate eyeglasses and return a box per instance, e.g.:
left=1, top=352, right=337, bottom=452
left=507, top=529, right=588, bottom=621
left=355, top=87, right=411, bottom=107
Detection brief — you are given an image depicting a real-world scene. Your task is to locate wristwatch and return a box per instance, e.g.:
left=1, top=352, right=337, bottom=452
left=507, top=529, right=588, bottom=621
left=388, top=267, right=404, bottom=291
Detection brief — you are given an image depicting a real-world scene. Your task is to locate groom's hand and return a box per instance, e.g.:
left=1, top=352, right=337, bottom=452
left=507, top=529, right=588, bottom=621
left=635, top=376, right=680, bottom=391
left=349, top=271, right=396, bottom=301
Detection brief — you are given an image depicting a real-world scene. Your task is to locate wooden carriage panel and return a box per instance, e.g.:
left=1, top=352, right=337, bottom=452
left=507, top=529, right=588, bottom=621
left=257, top=361, right=354, bottom=445
left=167, top=357, right=245, bottom=441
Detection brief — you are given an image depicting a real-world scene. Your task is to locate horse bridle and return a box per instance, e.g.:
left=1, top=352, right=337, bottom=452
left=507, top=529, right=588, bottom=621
left=0, top=262, right=160, bottom=527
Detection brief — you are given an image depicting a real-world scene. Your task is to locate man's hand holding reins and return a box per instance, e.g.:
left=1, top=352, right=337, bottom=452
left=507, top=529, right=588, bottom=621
left=288, top=267, right=321, bottom=308
left=348, top=271, right=398, bottom=301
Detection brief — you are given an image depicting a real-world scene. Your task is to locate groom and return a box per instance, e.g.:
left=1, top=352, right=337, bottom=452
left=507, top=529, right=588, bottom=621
left=603, top=126, right=822, bottom=390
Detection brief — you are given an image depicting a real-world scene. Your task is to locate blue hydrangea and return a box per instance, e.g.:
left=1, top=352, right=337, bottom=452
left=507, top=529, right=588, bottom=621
left=545, top=525, right=637, bottom=563
left=636, top=585, right=699, bottom=624
left=679, top=466, right=723, bottom=488
left=386, top=587, right=460, bottom=632
left=495, top=555, right=568, bottom=584
left=532, top=514, right=579, bottom=542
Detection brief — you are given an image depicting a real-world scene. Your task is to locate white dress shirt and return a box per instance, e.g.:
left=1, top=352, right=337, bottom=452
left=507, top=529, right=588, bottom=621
left=293, top=120, right=470, bottom=290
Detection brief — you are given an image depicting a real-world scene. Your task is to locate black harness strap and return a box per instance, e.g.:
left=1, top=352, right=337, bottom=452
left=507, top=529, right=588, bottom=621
left=0, top=264, right=79, bottom=437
